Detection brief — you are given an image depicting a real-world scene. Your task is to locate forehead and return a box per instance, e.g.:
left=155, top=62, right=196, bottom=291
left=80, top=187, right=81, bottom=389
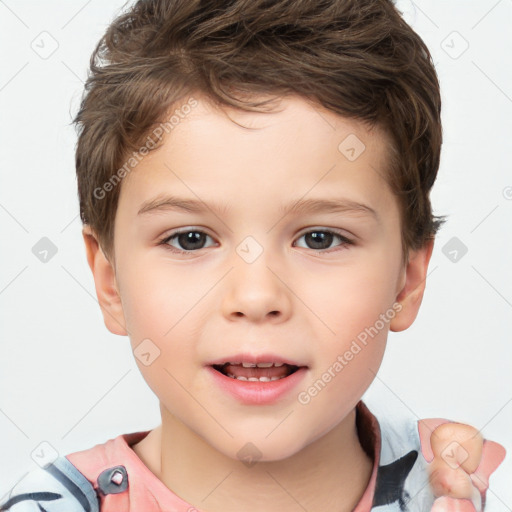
left=171, top=93, right=390, bottom=152
left=116, top=94, right=396, bottom=220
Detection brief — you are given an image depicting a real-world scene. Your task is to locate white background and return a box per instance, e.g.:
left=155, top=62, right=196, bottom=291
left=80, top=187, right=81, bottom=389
left=0, top=0, right=511, bottom=509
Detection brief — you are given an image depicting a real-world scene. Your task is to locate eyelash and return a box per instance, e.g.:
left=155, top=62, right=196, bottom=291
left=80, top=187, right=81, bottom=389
left=157, top=228, right=354, bottom=255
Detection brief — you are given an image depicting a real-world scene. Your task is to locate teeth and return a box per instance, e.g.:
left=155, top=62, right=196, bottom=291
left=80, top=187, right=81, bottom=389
left=232, top=362, right=286, bottom=368
left=226, top=373, right=285, bottom=382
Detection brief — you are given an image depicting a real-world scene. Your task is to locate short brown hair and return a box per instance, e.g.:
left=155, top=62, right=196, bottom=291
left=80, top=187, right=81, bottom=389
left=74, top=0, right=445, bottom=264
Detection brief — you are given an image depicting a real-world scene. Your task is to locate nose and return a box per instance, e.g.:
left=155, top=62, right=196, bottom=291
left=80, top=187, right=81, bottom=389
left=221, top=250, right=292, bottom=323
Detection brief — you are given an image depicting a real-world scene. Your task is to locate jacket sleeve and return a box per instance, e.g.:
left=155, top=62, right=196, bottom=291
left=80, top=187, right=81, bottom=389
left=0, top=456, right=99, bottom=512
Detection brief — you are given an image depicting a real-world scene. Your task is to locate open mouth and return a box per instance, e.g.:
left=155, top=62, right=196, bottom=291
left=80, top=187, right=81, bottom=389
left=211, top=362, right=302, bottom=382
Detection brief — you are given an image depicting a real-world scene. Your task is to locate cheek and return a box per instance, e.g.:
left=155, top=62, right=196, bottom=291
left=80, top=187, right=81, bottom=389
left=116, top=261, right=208, bottom=391
left=298, top=305, right=388, bottom=442
left=297, top=256, right=395, bottom=404
left=119, top=256, right=207, bottom=337
left=300, top=259, right=398, bottom=344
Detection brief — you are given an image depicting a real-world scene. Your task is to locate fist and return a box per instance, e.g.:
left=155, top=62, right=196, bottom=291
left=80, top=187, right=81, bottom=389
left=418, top=419, right=506, bottom=512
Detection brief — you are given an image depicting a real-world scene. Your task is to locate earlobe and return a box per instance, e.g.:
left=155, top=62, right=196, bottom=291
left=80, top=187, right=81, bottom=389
left=82, top=225, right=128, bottom=336
left=390, top=238, right=434, bottom=332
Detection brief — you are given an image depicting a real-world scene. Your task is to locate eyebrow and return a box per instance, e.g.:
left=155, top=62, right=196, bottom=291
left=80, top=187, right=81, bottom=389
left=137, top=194, right=379, bottom=220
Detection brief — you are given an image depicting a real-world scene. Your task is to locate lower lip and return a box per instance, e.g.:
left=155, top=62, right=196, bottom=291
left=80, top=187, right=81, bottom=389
left=205, top=365, right=308, bottom=405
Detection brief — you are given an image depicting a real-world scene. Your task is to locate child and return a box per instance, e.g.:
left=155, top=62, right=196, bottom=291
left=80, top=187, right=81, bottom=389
left=0, top=0, right=505, bottom=511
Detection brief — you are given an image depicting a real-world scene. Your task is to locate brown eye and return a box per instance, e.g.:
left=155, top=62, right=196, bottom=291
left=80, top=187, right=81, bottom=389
left=160, top=230, right=215, bottom=253
left=294, top=229, right=353, bottom=252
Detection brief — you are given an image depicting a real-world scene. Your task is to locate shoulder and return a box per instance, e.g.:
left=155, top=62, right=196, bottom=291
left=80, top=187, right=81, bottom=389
left=368, top=407, right=438, bottom=511
left=0, top=456, right=99, bottom=512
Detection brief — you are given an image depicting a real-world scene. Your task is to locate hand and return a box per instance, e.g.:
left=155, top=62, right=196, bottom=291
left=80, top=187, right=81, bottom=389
left=418, top=419, right=506, bottom=512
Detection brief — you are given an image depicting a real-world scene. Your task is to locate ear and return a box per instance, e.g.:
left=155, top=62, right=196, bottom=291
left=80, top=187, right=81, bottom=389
left=390, top=238, right=434, bottom=332
left=82, top=225, right=128, bottom=336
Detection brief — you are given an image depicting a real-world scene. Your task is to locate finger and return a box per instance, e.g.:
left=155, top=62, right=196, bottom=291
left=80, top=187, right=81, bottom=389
left=431, top=496, right=478, bottom=512
left=430, top=423, right=483, bottom=474
left=419, top=418, right=451, bottom=462
left=429, top=460, right=475, bottom=499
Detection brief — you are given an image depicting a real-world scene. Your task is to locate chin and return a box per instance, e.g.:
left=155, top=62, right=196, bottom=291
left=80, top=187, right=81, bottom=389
left=225, top=434, right=307, bottom=464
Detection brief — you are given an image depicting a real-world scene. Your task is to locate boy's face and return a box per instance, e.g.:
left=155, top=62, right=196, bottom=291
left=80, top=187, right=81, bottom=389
left=84, top=94, right=432, bottom=461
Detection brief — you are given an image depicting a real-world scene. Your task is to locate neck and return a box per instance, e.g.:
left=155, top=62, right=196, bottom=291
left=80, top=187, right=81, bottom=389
left=133, top=405, right=374, bottom=512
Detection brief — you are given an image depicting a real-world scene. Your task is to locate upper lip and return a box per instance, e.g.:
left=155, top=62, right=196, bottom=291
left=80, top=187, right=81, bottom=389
left=206, top=353, right=308, bottom=367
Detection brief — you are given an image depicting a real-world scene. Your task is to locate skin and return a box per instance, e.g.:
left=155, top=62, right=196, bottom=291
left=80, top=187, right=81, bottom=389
left=429, top=423, right=484, bottom=508
left=82, top=93, right=478, bottom=511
